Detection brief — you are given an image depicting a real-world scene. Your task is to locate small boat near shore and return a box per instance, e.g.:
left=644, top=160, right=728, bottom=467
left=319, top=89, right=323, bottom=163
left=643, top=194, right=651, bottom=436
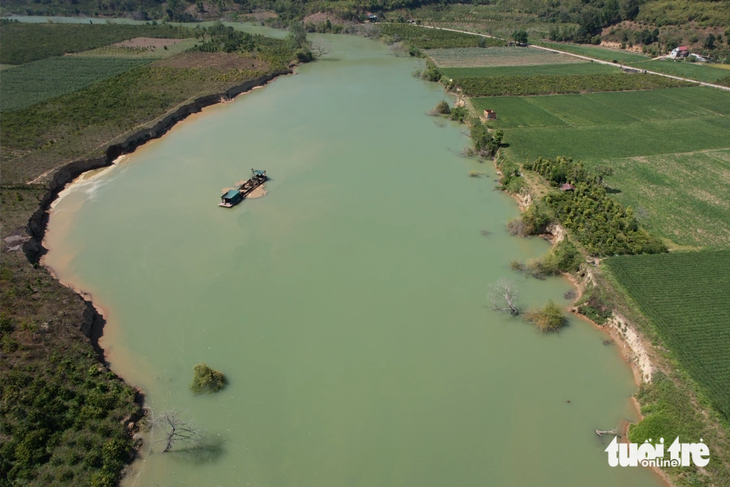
left=219, top=169, right=268, bottom=208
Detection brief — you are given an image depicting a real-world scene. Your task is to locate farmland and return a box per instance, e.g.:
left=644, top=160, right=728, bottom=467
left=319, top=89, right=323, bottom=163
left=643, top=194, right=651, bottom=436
left=427, top=46, right=581, bottom=67
left=474, top=87, right=730, bottom=247
left=598, top=150, right=730, bottom=248
left=0, top=22, right=197, bottom=64
left=391, top=4, right=579, bottom=41
left=0, top=57, right=154, bottom=111
left=379, top=24, right=505, bottom=49
left=441, top=62, right=619, bottom=78
left=69, top=38, right=199, bottom=59
left=536, top=41, right=730, bottom=84
left=453, top=73, right=690, bottom=97
left=605, top=251, right=730, bottom=419
left=632, top=60, right=730, bottom=85
left=535, top=41, right=652, bottom=64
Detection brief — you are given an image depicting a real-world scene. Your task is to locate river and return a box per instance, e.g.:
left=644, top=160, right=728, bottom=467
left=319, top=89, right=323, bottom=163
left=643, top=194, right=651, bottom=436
left=42, top=29, right=662, bottom=487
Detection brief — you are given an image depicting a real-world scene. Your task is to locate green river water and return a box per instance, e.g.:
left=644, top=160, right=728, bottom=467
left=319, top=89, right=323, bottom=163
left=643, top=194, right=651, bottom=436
left=43, top=30, right=662, bottom=487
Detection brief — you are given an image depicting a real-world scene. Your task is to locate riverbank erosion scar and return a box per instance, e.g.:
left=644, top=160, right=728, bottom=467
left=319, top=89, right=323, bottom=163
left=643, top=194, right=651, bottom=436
left=23, top=69, right=290, bottom=266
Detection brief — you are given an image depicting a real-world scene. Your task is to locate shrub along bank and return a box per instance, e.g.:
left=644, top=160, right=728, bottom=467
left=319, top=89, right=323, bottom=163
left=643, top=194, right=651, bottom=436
left=506, top=156, right=667, bottom=256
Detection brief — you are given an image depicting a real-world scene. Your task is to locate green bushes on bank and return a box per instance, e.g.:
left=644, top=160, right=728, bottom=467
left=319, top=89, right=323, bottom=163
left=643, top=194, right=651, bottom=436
left=0, top=337, right=140, bottom=485
left=525, top=300, right=566, bottom=332
left=507, top=200, right=553, bottom=237
left=505, top=156, right=667, bottom=257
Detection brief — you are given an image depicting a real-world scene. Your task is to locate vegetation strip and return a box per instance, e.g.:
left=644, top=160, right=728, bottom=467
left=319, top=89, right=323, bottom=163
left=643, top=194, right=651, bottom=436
left=440, top=63, right=620, bottom=78
left=450, top=73, right=692, bottom=97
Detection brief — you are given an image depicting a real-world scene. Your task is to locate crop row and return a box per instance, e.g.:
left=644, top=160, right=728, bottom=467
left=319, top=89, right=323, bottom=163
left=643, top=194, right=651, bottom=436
left=379, top=24, right=505, bottom=49
left=451, top=73, right=692, bottom=97
left=606, top=250, right=730, bottom=419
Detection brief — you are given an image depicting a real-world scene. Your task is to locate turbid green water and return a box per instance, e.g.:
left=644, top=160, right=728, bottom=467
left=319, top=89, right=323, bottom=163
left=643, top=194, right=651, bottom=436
left=44, top=32, right=662, bottom=487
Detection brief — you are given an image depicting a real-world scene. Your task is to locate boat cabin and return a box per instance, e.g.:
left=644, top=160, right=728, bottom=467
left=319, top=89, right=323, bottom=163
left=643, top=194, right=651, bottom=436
left=220, top=189, right=243, bottom=207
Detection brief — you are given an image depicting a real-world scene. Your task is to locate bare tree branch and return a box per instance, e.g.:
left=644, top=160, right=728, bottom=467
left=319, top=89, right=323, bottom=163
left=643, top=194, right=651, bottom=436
left=310, top=40, right=332, bottom=59
left=151, top=410, right=205, bottom=453
left=489, top=279, right=520, bottom=315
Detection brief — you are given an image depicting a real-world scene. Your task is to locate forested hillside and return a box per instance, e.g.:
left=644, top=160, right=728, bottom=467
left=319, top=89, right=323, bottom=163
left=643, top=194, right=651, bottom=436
left=2, top=0, right=728, bottom=30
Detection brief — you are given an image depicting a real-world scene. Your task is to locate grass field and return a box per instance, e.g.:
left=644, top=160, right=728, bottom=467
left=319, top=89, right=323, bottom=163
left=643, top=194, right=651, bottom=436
left=606, top=250, right=730, bottom=419
left=0, top=57, right=154, bottom=112
left=502, top=115, right=730, bottom=160
left=598, top=150, right=730, bottom=248
left=441, top=62, right=620, bottom=78
left=427, top=46, right=583, bottom=67
left=476, top=87, right=730, bottom=247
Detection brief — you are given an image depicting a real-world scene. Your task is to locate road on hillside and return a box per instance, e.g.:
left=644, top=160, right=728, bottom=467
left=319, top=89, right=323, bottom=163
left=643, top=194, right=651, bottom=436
left=417, top=25, right=730, bottom=92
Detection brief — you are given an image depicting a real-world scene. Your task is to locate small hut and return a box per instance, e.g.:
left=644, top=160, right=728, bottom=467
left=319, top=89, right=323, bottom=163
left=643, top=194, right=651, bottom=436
left=560, top=183, right=575, bottom=192
left=483, top=109, right=497, bottom=120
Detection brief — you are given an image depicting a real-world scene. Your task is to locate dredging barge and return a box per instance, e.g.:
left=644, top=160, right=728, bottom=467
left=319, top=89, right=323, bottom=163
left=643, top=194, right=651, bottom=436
left=219, top=169, right=268, bottom=208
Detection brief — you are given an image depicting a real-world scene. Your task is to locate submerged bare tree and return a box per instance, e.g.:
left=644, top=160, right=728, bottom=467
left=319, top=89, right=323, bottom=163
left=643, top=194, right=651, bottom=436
left=489, top=279, right=520, bottom=316
left=310, top=40, right=332, bottom=59
left=152, top=410, right=205, bottom=453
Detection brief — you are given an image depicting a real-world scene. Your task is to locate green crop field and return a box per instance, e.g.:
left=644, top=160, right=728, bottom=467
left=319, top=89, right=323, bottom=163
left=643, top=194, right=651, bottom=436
left=427, top=46, right=581, bottom=67
left=472, top=97, right=568, bottom=128
left=441, top=62, right=619, bottom=78
left=503, top=116, right=730, bottom=160
left=534, top=42, right=730, bottom=85
left=0, top=22, right=197, bottom=64
left=535, top=41, right=651, bottom=64
left=598, top=150, right=730, bottom=248
left=379, top=24, right=504, bottom=49
left=478, top=87, right=730, bottom=247
left=606, top=250, right=730, bottom=419
left=452, top=73, right=690, bottom=97
left=0, top=57, right=154, bottom=112
left=633, top=60, right=730, bottom=85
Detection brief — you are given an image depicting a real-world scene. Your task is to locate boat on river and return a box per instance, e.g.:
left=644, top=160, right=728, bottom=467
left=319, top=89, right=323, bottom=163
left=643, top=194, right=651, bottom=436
left=219, top=169, right=268, bottom=208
